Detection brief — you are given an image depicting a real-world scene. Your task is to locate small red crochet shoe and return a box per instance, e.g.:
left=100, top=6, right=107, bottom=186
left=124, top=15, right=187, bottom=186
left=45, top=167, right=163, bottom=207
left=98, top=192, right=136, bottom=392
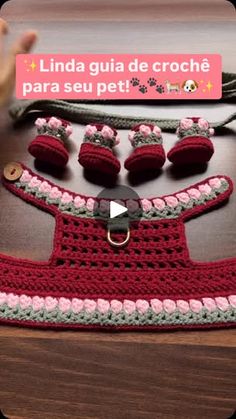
left=124, top=123, right=166, bottom=172
left=78, top=124, right=120, bottom=175
left=28, top=116, right=72, bottom=168
left=167, top=117, right=215, bottom=165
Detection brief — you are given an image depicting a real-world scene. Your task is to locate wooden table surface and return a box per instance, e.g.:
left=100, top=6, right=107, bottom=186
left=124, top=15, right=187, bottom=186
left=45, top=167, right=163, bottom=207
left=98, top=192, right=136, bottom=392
left=0, top=1, right=236, bottom=418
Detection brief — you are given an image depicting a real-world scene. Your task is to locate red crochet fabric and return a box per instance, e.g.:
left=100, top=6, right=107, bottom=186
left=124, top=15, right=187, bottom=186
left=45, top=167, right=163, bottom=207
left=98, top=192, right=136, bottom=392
left=125, top=123, right=166, bottom=172
left=167, top=117, right=214, bottom=165
left=29, top=135, right=69, bottom=167
left=78, top=124, right=120, bottom=175
left=28, top=117, right=71, bottom=168
left=79, top=142, right=120, bottom=175
left=125, top=144, right=166, bottom=172
left=0, top=163, right=235, bottom=331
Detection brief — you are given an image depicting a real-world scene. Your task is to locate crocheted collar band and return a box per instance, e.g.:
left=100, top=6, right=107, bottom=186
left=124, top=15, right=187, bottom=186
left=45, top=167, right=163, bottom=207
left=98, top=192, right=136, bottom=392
left=6, top=163, right=232, bottom=221
left=0, top=163, right=235, bottom=331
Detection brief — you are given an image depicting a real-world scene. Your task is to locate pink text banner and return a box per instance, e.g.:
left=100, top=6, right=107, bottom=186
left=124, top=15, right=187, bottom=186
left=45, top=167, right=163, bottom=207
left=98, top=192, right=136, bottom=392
left=16, top=54, right=222, bottom=100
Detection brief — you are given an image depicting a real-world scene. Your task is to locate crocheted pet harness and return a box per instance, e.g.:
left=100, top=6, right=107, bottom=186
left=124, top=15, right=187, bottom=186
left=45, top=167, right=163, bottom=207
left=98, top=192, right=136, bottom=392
left=0, top=164, right=236, bottom=331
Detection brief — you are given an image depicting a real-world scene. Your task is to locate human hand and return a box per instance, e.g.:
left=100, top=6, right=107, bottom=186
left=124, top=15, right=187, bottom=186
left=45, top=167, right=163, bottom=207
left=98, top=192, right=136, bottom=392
left=0, top=18, right=37, bottom=107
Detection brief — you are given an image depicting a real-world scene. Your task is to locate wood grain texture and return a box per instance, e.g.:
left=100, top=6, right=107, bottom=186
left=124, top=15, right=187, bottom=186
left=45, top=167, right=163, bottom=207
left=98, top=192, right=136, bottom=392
left=1, top=337, right=236, bottom=419
left=0, top=1, right=236, bottom=418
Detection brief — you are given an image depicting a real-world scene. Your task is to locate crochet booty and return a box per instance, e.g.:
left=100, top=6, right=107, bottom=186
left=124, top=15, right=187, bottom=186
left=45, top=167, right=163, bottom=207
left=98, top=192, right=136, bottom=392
left=28, top=117, right=72, bottom=168
left=124, top=124, right=166, bottom=172
left=167, top=117, right=214, bottom=165
left=78, top=124, right=120, bottom=175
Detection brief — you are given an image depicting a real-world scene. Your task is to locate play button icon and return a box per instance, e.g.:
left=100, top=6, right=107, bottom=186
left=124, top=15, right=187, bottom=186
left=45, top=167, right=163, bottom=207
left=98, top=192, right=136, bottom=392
left=110, top=201, right=128, bottom=219
left=95, top=185, right=141, bottom=222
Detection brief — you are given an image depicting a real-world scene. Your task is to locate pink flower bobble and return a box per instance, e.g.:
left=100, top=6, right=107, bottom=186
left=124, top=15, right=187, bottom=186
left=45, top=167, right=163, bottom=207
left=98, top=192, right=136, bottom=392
left=124, top=123, right=166, bottom=172
left=167, top=117, right=214, bottom=166
left=28, top=116, right=73, bottom=168
left=141, top=199, right=152, bottom=213
left=78, top=123, right=121, bottom=175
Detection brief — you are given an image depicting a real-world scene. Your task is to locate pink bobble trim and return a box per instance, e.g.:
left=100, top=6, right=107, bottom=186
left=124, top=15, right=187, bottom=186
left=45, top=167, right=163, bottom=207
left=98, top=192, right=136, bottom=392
left=152, top=198, right=166, bottom=211
left=97, top=298, right=110, bottom=314
left=35, top=117, right=47, bottom=128
left=0, top=292, right=7, bottom=305
left=29, top=176, right=42, bottom=189
left=84, top=299, right=97, bottom=313
left=165, top=196, right=179, bottom=208
left=128, top=130, right=136, bottom=144
left=228, top=295, right=236, bottom=308
left=101, top=125, right=114, bottom=140
left=19, top=295, right=32, bottom=310
left=59, top=297, right=71, bottom=313
left=176, top=299, right=190, bottom=314
left=110, top=300, right=123, bottom=314
left=49, top=187, right=62, bottom=200
left=180, top=118, right=193, bottom=130
left=176, top=192, right=190, bottom=204
left=208, top=128, right=215, bottom=137
left=86, top=198, right=96, bottom=212
left=74, top=196, right=86, bottom=209
left=150, top=299, right=163, bottom=314
left=48, top=117, right=62, bottom=129
left=153, top=125, right=162, bottom=137
left=65, top=125, right=73, bottom=137
left=61, top=192, right=73, bottom=204
left=202, top=298, right=217, bottom=312
left=198, top=118, right=209, bottom=130
left=85, top=125, right=97, bottom=136
left=7, top=293, right=19, bottom=309
left=39, top=181, right=52, bottom=194
left=20, top=170, right=33, bottom=183
left=209, top=178, right=221, bottom=189
left=163, top=299, right=176, bottom=314
left=139, top=125, right=152, bottom=137
left=32, top=296, right=45, bottom=311
left=198, top=184, right=212, bottom=195
left=123, top=300, right=136, bottom=315
left=189, top=299, right=203, bottom=313
left=71, top=298, right=84, bottom=314
left=136, top=299, right=149, bottom=314
left=45, top=296, right=58, bottom=312
left=187, top=188, right=201, bottom=199
left=215, top=297, right=229, bottom=312
left=1, top=293, right=235, bottom=318
left=141, top=199, right=152, bottom=213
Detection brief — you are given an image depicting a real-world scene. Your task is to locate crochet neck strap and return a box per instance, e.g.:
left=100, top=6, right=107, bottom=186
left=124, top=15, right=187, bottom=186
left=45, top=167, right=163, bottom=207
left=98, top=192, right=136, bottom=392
left=2, top=163, right=233, bottom=223
left=8, top=72, right=236, bottom=132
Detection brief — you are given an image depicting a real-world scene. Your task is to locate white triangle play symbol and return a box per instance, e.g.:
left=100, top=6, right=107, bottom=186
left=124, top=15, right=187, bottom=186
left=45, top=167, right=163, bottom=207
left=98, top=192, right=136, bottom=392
left=110, top=201, right=127, bottom=219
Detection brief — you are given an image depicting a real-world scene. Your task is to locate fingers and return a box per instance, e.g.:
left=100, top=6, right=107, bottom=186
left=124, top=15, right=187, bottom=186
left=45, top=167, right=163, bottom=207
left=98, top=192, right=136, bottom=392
left=6, top=30, right=37, bottom=80
left=0, top=18, right=8, bottom=35
left=0, top=30, right=37, bottom=107
left=0, top=18, right=9, bottom=63
left=10, top=30, right=38, bottom=56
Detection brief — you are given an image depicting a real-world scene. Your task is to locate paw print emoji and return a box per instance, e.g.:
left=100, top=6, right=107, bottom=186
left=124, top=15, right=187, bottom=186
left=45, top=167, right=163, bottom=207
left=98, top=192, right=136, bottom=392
left=139, top=85, right=148, bottom=94
left=130, top=77, right=140, bottom=87
left=147, top=77, right=157, bottom=86
left=156, top=85, right=165, bottom=94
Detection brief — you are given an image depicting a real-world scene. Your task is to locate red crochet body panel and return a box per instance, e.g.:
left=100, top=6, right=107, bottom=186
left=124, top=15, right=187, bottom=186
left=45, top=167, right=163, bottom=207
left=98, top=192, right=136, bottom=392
left=0, top=164, right=235, bottom=331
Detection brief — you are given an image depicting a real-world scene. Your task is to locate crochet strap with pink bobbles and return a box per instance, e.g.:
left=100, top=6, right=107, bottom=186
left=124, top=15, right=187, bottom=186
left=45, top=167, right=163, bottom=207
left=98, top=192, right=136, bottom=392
left=0, top=162, right=235, bottom=331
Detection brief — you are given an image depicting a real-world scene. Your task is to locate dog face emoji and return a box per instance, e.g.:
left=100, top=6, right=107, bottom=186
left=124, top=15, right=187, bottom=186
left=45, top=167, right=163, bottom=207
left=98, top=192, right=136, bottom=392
left=182, top=80, right=198, bottom=93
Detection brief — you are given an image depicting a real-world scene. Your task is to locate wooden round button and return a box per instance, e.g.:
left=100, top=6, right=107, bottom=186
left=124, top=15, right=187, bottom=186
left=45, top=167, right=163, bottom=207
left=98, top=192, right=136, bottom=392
left=3, top=162, right=23, bottom=182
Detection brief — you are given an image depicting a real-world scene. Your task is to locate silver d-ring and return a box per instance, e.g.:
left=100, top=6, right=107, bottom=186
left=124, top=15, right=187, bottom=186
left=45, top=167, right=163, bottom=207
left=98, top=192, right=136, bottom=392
left=107, top=227, right=130, bottom=248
